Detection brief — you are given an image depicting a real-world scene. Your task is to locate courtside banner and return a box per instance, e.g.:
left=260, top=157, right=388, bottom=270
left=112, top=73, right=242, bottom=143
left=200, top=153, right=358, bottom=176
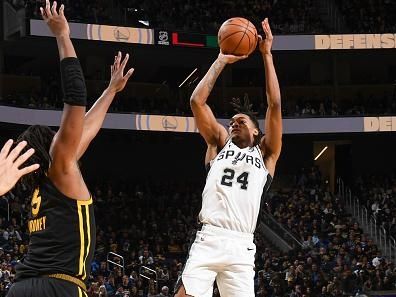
left=1, top=105, right=389, bottom=134
left=30, top=20, right=396, bottom=50
left=30, top=19, right=154, bottom=45
left=263, top=34, right=396, bottom=50
left=364, top=116, right=396, bottom=132
left=314, top=34, right=396, bottom=50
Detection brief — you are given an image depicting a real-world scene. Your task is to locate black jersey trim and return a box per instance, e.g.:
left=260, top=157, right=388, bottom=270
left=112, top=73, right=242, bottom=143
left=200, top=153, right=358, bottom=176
left=255, top=174, right=273, bottom=233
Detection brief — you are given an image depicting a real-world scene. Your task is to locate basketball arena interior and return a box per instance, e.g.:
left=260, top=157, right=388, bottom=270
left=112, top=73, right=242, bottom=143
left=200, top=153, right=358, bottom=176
left=1, top=0, right=396, bottom=296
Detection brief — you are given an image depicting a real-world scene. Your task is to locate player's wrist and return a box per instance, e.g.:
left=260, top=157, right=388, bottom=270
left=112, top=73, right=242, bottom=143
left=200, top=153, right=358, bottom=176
left=217, top=58, right=232, bottom=70
left=105, top=86, right=118, bottom=95
left=55, top=32, right=71, bottom=40
left=216, top=56, right=227, bottom=65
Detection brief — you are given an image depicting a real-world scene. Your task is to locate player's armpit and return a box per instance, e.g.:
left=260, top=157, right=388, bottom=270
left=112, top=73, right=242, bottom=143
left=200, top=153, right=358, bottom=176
left=263, top=153, right=278, bottom=178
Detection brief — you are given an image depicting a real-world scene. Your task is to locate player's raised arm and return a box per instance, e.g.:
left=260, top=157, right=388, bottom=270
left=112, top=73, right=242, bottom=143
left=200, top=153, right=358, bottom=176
left=0, top=140, right=39, bottom=196
left=258, top=18, right=282, bottom=177
left=77, top=51, right=134, bottom=159
left=41, top=1, right=87, bottom=194
left=190, top=53, right=246, bottom=147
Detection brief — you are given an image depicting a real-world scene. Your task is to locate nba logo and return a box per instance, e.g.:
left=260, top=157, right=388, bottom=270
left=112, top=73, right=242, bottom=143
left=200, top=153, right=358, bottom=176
left=158, top=31, right=170, bottom=45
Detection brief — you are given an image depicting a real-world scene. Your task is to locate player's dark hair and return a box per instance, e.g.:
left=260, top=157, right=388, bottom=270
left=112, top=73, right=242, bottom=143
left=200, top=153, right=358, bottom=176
left=15, top=125, right=55, bottom=192
left=231, top=94, right=263, bottom=145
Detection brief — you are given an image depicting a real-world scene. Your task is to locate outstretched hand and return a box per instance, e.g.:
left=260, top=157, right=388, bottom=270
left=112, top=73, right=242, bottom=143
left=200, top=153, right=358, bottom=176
left=0, top=140, right=40, bottom=196
left=40, top=0, right=70, bottom=38
left=108, top=51, right=135, bottom=93
left=217, top=51, right=248, bottom=65
left=258, top=18, right=273, bottom=55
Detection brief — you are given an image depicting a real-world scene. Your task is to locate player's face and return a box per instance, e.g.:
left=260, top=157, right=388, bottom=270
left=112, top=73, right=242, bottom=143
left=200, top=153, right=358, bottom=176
left=229, top=114, right=258, bottom=144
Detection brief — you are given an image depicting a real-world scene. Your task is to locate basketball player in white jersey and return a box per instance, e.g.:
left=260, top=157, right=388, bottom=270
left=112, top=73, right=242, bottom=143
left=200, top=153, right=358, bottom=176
left=174, top=18, right=281, bottom=297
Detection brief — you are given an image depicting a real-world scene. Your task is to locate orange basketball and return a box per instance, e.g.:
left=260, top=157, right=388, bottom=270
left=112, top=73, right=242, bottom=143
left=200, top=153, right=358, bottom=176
left=218, top=17, right=258, bottom=56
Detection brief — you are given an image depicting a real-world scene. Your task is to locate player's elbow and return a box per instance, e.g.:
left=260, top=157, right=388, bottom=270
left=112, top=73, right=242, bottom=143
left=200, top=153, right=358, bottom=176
left=266, top=92, right=281, bottom=106
left=190, top=94, right=204, bottom=107
left=190, top=95, right=198, bottom=106
left=268, top=100, right=281, bottom=109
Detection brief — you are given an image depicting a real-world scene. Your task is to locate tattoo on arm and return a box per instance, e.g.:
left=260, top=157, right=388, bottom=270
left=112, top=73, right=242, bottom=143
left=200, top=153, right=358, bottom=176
left=206, top=60, right=225, bottom=93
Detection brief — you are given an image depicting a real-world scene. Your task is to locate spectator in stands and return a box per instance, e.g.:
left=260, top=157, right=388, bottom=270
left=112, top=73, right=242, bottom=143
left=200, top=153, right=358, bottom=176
left=157, top=285, right=169, bottom=296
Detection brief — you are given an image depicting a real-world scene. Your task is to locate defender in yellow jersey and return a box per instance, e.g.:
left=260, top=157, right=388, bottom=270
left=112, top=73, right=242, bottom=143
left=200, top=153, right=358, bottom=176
left=13, top=179, right=95, bottom=295
left=7, top=1, right=134, bottom=296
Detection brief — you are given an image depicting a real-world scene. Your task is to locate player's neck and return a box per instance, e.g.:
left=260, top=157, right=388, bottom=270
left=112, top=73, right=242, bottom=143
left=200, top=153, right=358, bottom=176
left=232, top=138, right=253, bottom=149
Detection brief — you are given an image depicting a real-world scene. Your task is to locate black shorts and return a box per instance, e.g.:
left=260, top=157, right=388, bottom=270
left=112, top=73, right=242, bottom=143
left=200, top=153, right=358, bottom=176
left=7, top=277, right=87, bottom=297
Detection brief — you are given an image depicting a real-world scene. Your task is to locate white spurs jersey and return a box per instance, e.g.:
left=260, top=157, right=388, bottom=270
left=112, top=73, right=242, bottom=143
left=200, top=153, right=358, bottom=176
left=199, top=139, right=271, bottom=234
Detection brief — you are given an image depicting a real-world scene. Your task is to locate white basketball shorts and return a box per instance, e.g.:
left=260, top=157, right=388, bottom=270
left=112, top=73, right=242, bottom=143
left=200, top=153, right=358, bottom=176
left=181, top=224, right=256, bottom=297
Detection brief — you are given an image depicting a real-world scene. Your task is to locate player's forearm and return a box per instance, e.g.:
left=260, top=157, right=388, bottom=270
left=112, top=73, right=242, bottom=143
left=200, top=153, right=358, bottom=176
left=77, top=88, right=117, bottom=158
left=190, top=58, right=226, bottom=106
left=84, top=88, right=116, bottom=133
left=56, top=35, right=77, bottom=60
left=263, top=53, right=281, bottom=107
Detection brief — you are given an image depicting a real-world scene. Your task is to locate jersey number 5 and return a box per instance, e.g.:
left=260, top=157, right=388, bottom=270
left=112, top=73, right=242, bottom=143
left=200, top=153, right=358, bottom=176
left=220, top=168, right=249, bottom=190
left=31, top=188, right=42, bottom=217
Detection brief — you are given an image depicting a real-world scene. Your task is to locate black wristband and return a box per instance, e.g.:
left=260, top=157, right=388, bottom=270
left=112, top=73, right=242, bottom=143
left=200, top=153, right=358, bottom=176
left=60, top=57, right=87, bottom=106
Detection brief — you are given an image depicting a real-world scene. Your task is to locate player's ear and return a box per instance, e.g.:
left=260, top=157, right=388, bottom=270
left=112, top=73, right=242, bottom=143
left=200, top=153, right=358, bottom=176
left=253, top=128, right=259, bottom=136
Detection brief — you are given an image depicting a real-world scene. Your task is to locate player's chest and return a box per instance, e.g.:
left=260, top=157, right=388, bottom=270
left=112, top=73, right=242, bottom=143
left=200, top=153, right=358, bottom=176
left=214, top=148, right=264, bottom=170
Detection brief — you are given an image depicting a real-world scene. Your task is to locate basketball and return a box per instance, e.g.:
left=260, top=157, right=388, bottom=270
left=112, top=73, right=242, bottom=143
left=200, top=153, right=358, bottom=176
left=218, top=17, right=258, bottom=56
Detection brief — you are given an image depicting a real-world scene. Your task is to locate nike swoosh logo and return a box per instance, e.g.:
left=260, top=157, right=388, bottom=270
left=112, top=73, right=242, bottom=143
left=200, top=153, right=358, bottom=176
left=247, top=248, right=254, bottom=251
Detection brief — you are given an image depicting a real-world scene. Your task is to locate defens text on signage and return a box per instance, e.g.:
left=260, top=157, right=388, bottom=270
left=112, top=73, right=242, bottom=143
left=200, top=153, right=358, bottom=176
left=315, top=34, right=396, bottom=49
